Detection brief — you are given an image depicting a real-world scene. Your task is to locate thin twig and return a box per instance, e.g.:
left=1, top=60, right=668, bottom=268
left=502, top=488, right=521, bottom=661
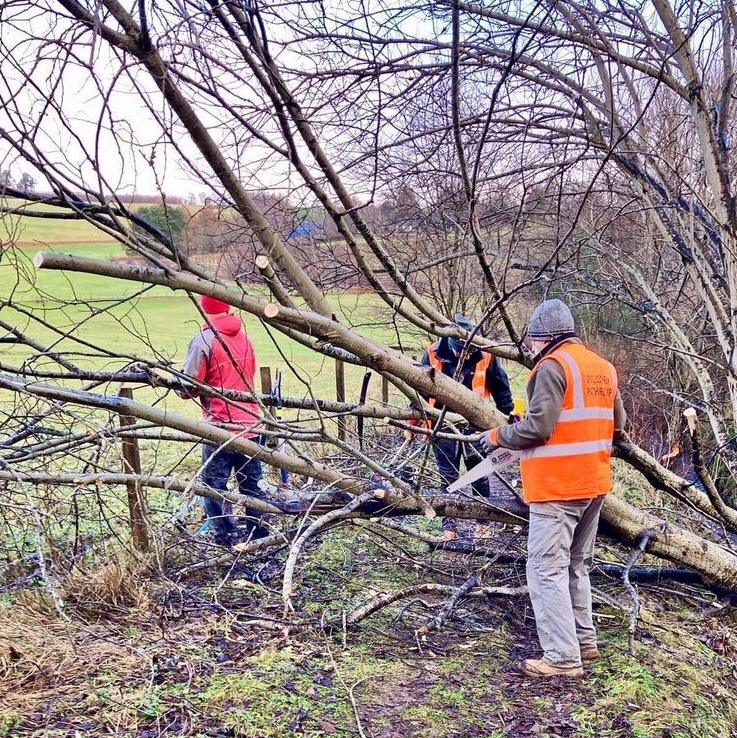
left=282, top=491, right=376, bottom=613
left=323, top=632, right=370, bottom=738
left=623, top=531, right=655, bottom=655
left=347, top=582, right=525, bottom=626
left=422, top=575, right=478, bottom=635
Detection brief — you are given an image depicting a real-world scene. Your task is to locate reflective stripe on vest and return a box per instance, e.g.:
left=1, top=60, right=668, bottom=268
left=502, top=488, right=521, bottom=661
left=558, top=407, right=614, bottom=422
left=426, top=345, right=442, bottom=413
left=523, top=439, right=613, bottom=459
left=520, top=343, right=617, bottom=503
left=427, top=344, right=493, bottom=406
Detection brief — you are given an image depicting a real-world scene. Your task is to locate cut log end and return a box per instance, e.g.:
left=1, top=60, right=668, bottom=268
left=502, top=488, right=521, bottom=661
left=264, top=303, right=280, bottom=319
left=683, top=407, right=698, bottom=434
left=255, top=254, right=270, bottom=269
left=33, top=252, right=47, bottom=268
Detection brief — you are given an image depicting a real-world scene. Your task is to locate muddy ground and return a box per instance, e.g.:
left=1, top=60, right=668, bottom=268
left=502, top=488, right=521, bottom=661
left=2, top=524, right=737, bottom=738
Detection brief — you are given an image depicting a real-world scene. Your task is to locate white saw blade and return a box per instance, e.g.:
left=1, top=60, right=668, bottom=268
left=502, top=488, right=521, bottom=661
left=446, top=447, right=522, bottom=493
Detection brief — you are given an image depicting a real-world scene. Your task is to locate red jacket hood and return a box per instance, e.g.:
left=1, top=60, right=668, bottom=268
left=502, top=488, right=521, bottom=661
left=205, top=314, right=244, bottom=336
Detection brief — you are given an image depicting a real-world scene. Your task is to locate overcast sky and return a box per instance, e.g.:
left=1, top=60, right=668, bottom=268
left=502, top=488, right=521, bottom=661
left=0, top=2, right=295, bottom=201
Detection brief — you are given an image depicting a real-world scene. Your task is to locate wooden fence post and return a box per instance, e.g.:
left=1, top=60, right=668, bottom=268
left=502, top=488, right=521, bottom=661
left=118, top=387, right=150, bottom=552
left=381, top=375, right=389, bottom=405
left=335, top=359, right=346, bottom=440
left=260, top=366, right=273, bottom=395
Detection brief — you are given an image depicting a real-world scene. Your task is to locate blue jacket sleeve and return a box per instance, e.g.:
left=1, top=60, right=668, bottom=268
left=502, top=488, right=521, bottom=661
left=487, top=358, right=514, bottom=415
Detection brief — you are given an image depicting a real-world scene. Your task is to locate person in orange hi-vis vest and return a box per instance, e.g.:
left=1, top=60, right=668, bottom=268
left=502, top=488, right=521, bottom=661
left=407, top=314, right=516, bottom=541
left=481, top=299, right=627, bottom=679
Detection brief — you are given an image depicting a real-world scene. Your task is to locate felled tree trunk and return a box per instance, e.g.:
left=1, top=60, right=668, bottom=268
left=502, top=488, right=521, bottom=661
left=8, top=359, right=737, bottom=590
left=7, top=0, right=737, bottom=599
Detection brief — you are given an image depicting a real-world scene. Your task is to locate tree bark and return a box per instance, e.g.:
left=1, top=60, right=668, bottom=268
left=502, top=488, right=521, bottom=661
left=5, top=372, right=737, bottom=589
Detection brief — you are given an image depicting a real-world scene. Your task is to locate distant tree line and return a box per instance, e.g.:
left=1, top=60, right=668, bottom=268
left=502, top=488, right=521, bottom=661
left=0, top=169, right=36, bottom=194
left=129, top=189, right=519, bottom=298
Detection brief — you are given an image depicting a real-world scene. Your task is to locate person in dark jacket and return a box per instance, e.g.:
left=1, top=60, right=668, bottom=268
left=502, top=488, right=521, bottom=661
left=408, top=315, right=516, bottom=540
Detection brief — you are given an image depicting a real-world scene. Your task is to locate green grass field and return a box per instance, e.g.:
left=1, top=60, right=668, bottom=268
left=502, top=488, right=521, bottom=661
left=0, top=197, right=199, bottom=245
left=0, top=200, right=528, bottom=406
left=0, top=194, right=402, bottom=405
left=0, top=206, right=525, bottom=550
left=0, top=245, right=414, bottom=409
left=1, top=198, right=119, bottom=244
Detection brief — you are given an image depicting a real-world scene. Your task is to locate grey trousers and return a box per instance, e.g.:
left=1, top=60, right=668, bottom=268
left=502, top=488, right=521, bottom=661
left=526, top=495, right=606, bottom=667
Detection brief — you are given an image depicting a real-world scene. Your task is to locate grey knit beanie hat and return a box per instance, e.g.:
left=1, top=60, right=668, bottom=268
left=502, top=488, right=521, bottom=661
left=526, top=299, right=575, bottom=340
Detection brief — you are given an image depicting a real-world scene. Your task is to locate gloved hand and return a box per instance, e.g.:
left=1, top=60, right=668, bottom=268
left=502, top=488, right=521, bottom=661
left=479, top=429, right=498, bottom=456
left=508, top=412, right=522, bottom=424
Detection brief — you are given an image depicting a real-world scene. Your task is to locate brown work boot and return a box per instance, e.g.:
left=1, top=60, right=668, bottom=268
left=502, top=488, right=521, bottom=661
left=439, top=529, right=459, bottom=542
left=520, top=659, right=584, bottom=679
left=581, top=647, right=600, bottom=662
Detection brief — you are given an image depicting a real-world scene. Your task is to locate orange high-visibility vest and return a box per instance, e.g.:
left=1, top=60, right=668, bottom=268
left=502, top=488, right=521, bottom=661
left=520, top=343, right=617, bottom=503
left=427, top=343, right=493, bottom=406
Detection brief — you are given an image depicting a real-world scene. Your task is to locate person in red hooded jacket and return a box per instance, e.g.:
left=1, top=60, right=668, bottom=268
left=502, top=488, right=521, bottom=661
left=180, top=295, right=266, bottom=545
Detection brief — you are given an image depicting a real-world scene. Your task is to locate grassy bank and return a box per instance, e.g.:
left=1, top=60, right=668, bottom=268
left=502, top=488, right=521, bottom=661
left=2, top=526, right=735, bottom=738
left=0, top=243, right=424, bottom=403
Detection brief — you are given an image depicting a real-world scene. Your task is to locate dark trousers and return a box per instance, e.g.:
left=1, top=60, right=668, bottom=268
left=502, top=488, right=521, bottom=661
left=201, top=444, right=264, bottom=534
left=433, top=436, right=490, bottom=531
